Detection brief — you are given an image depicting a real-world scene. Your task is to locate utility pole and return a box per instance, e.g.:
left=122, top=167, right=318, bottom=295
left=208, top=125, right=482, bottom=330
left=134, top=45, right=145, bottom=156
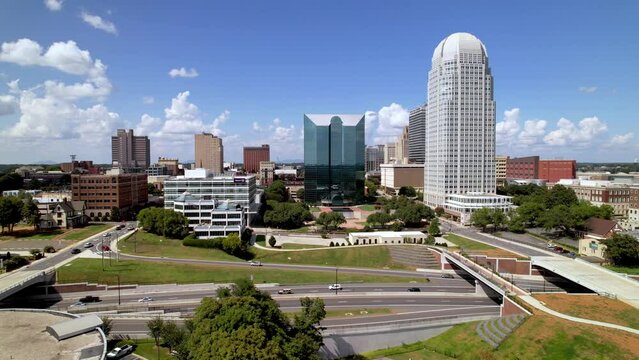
left=335, top=267, right=338, bottom=295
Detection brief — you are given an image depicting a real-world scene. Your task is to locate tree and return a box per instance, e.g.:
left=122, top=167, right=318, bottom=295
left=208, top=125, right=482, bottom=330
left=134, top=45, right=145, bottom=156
left=516, top=202, right=545, bottom=228
left=265, top=180, right=288, bottom=202
left=545, top=185, right=578, bottom=209
left=110, top=207, right=121, bottom=222
left=425, top=235, right=436, bottom=245
left=539, top=205, right=576, bottom=236
left=315, top=212, right=346, bottom=231
left=30, top=248, right=43, bottom=260
left=187, top=279, right=325, bottom=360
left=366, top=212, right=394, bottom=228
left=390, top=221, right=404, bottom=231
left=435, top=207, right=445, bottom=217
left=268, top=235, right=277, bottom=247
left=491, top=209, right=507, bottom=231
left=100, top=316, right=113, bottom=338
left=264, top=202, right=312, bottom=229
left=162, top=321, right=187, bottom=354
left=137, top=208, right=189, bottom=238
left=147, top=316, right=165, bottom=360
left=296, top=188, right=305, bottom=201
left=470, top=208, right=492, bottom=232
left=22, top=198, right=40, bottom=230
left=0, top=196, right=23, bottom=233
left=365, top=180, right=378, bottom=196
left=222, top=233, right=244, bottom=256
left=428, top=217, right=441, bottom=237
left=601, top=233, right=639, bottom=267
left=398, top=186, right=417, bottom=197
left=507, top=212, right=526, bottom=233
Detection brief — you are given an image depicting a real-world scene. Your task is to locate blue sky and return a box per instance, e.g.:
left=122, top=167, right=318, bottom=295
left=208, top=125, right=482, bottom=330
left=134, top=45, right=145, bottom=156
left=0, top=0, right=637, bottom=163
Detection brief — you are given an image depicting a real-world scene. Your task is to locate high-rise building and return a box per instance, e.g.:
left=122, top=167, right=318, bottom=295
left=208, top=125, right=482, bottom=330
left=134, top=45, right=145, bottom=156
left=365, top=145, right=384, bottom=172
left=395, top=126, right=409, bottom=164
left=304, top=114, right=365, bottom=205
left=111, top=129, right=150, bottom=169
left=384, top=143, right=396, bottom=164
left=496, top=155, right=509, bottom=186
left=243, top=145, right=270, bottom=173
left=194, top=133, right=224, bottom=174
left=423, top=33, right=510, bottom=223
left=408, top=105, right=426, bottom=164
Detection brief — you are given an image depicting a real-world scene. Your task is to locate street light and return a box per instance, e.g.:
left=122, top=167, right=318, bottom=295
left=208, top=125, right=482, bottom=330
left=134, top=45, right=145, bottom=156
left=116, top=273, right=121, bottom=305
left=335, top=267, right=338, bottom=295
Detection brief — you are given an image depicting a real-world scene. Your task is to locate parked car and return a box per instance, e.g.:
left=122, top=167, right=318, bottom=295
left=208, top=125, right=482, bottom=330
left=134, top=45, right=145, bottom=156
left=546, top=243, right=554, bottom=248
left=278, top=289, right=293, bottom=294
left=407, top=287, right=421, bottom=292
left=248, top=260, right=262, bottom=266
left=79, top=295, right=100, bottom=303
left=106, top=345, right=134, bottom=359
left=441, top=273, right=455, bottom=279
left=138, top=296, right=154, bottom=302
left=328, top=284, right=342, bottom=291
left=83, top=242, right=94, bottom=248
left=71, top=248, right=81, bottom=254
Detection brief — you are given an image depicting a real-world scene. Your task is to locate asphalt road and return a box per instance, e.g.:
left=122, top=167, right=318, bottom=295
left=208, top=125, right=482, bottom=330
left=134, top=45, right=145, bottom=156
left=451, top=226, right=550, bottom=257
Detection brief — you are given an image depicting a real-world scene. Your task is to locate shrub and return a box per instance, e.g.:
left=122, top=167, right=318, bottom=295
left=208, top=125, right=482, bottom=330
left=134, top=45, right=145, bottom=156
left=268, top=236, right=277, bottom=247
left=425, top=235, right=436, bottom=245
left=43, top=245, right=56, bottom=253
left=440, top=242, right=448, bottom=247
left=5, top=256, right=29, bottom=271
left=255, top=234, right=266, bottom=244
left=329, top=241, right=335, bottom=247
left=183, top=236, right=224, bottom=249
left=30, top=248, right=43, bottom=260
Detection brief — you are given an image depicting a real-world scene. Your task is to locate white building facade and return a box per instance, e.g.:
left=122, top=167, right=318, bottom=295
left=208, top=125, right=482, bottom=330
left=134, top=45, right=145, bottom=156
left=423, top=32, right=509, bottom=223
left=172, top=192, right=245, bottom=238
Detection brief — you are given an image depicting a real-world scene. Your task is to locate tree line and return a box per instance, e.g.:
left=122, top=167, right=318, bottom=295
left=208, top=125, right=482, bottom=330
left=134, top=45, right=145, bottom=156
left=262, top=180, right=313, bottom=229
left=0, top=194, right=40, bottom=233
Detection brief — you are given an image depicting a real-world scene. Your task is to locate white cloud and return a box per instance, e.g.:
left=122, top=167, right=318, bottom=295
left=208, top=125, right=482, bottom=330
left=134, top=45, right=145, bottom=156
left=168, top=67, right=199, bottom=78
left=142, top=96, right=155, bottom=104
left=610, top=132, right=634, bottom=146
left=517, top=119, right=547, bottom=145
left=44, top=0, right=62, bottom=11
left=135, top=114, right=162, bottom=136
left=543, top=117, right=607, bottom=146
left=365, top=103, right=408, bottom=144
left=0, top=94, right=17, bottom=116
left=80, top=12, right=118, bottom=35
left=496, top=108, right=521, bottom=146
left=252, top=121, right=262, bottom=131
left=578, top=86, right=597, bottom=93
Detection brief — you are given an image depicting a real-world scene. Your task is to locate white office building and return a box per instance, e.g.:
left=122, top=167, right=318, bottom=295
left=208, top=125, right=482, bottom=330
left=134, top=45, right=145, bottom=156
left=172, top=192, right=245, bottom=238
left=423, top=32, right=510, bottom=223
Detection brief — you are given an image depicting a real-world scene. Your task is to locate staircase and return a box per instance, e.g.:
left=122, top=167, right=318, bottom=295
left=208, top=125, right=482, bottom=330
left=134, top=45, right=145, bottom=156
left=388, top=246, right=440, bottom=269
left=475, top=315, right=527, bottom=348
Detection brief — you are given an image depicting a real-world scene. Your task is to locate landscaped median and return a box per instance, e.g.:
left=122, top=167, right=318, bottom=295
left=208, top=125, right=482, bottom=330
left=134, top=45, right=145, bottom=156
left=56, top=258, right=426, bottom=285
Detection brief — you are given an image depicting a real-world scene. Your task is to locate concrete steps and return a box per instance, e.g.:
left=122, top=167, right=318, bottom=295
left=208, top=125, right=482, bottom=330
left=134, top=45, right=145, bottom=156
left=388, top=246, right=440, bottom=269
left=475, top=315, right=527, bottom=348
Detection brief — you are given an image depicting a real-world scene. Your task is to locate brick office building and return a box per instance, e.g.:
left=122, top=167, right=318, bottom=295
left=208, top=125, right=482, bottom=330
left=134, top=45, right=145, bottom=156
left=243, top=145, right=270, bottom=174
left=506, top=156, right=576, bottom=183
left=71, top=172, right=148, bottom=219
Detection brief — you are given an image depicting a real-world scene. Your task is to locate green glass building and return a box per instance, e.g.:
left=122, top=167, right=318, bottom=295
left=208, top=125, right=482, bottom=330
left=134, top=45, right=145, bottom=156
left=304, top=114, right=365, bottom=205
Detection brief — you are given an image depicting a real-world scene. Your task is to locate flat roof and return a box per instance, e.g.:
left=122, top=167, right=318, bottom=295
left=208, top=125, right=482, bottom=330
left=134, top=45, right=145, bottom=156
left=380, top=164, right=424, bottom=168
left=349, top=231, right=425, bottom=237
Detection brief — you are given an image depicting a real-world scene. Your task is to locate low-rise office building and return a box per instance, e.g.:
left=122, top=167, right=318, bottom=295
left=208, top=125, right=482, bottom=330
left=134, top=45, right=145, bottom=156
left=348, top=231, right=428, bottom=245
left=71, top=172, right=148, bottom=219
left=172, top=192, right=245, bottom=238
left=445, top=193, right=512, bottom=225
left=380, top=164, right=424, bottom=195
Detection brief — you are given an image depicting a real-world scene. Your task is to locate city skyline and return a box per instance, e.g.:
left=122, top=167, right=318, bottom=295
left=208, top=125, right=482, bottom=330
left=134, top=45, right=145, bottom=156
left=0, top=1, right=637, bottom=164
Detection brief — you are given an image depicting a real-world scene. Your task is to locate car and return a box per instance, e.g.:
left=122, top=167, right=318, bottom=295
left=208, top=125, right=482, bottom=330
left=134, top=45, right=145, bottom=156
left=138, top=296, right=154, bottom=302
left=127, top=226, right=135, bottom=230
left=79, top=295, right=100, bottom=303
left=407, top=287, right=421, bottom=292
left=69, top=301, right=85, bottom=308
left=102, top=233, right=111, bottom=237
left=83, top=242, right=94, bottom=248
left=546, top=243, right=554, bottom=248
left=71, top=248, right=81, bottom=254
left=106, top=345, right=134, bottom=359
left=441, top=273, right=455, bottom=279
left=277, top=289, right=293, bottom=294
left=100, top=245, right=111, bottom=251
left=328, top=284, right=342, bottom=291
left=115, top=224, right=125, bottom=230
left=554, top=246, right=564, bottom=253
left=248, top=260, right=262, bottom=266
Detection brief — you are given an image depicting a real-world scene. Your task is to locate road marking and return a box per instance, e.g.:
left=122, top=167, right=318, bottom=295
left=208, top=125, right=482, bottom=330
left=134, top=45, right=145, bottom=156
left=310, top=290, right=318, bottom=293
left=406, top=300, right=416, bottom=303
left=338, top=301, right=347, bottom=303
left=374, top=288, right=382, bottom=291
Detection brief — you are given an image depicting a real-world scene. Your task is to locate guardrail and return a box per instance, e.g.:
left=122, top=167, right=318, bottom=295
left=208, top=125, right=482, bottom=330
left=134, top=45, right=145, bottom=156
left=443, top=251, right=506, bottom=296
left=0, top=269, right=55, bottom=300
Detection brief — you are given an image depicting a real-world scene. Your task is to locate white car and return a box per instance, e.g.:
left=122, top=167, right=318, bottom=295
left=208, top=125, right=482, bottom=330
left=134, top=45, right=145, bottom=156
left=106, top=345, right=134, bottom=358
left=248, top=260, right=262, bottom=267
left=69, top=301, right=86, bottom=308
left=328, top=284, right=342, bottom=291
left=138, top=297, right=153, bottom=302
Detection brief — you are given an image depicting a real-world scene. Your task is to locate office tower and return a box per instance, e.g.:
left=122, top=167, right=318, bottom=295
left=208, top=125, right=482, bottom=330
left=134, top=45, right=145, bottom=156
left=194, top=133, right=224, bottom=174
left=243, top=144, right=270, bottom=173
left=365, top=145, right=384, bottom=172
left=423, top=33, right=510, bottom=223
left=395, top=126, right=409, bottom=164
left=384, top=143, right=396, bottom=164
left=304, top=114, right=365, bottom=205
left=111, top=129, right=150, bottom=169
left=408, top=105, right=426, bottom=164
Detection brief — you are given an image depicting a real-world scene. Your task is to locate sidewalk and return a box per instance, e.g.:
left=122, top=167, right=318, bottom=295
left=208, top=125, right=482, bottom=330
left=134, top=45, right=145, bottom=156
left=520, top=295, right=639, bottom=335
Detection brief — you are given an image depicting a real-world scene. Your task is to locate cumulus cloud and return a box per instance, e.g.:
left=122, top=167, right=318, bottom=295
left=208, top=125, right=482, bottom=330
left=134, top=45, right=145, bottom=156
left=364, top=103, right=408, bottom=144
left=142, top=96, right=155, bottom=104
left=44, top=0, right=62, bottom=11
left=135, top=114, right=162, bottom=136
left=543, top=117, right=607, bottom=146
left=578, top=86, right=597, bottom=93
left=247, top=117, right=303, bottom=160
left=80, top=12, right=118, bottom=35
left=496, top=108, right=521, bottom=146
left=517, top=119, right=547, bottom=145
left=168, top=67, right=199, bottom=78
left=0, top=94, right=17, bottom=116
left=610, top=132, right=634, bottom=146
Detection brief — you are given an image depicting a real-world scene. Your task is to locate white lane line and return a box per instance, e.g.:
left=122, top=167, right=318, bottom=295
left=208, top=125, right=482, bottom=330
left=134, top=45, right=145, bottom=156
left=338, top=300, right=347, bottom=303
left=310, top=290, right=318, bottom=293
left=374, top=289, right=383, bottom=291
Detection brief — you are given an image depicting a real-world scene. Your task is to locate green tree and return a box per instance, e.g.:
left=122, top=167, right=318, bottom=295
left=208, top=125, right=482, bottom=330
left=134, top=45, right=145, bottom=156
left=222, top=233, right=244, bottom=256
left=545, top=185, right=578, bottom=209
left=296, top=188, right=305, bottom=201
left=0, top=173, right=23, bottom=193
left=365, top=180, right=378, bottom=196
left=539, top=205, right=576, bottom=236
left=100, top=316, right=113, bottom=338
left=268, top=235, right=276, bottom=247
left=366, top=212, right=394, bottom=228
left=0, top=196, right=23, bottom=233
left=601, top=233, right=639, bottom=267
left=390, top=221, right=404, bottom=231
left=161, top=321, right=187, bottom=354
left=265, top=180, right=288, bottom=202
left=110, top=206, right=121, bottom=222
left=508, top=212, right=526, bottom=233
left=264, top=202, right=312, bottom=229
left=398, top=186, right=417, bottom=197
left=147, top=316, right=165, bottom=360
left=315, top=212, right=346, bottom=231
left=516, top=202, right=545, bottom=228
left=22, top=198, right=40, bottom=230
left=491, top=209, right=507, bottom=231
left=470, top=208, right=492, bottom=232
left=428, top=217, right=441, bottom=237
left=434, top=207, right=445, bottom=217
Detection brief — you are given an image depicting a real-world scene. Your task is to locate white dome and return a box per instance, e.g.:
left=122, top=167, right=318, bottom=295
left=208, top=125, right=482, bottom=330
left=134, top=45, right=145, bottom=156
left=432, top=32, right=487, bottom=62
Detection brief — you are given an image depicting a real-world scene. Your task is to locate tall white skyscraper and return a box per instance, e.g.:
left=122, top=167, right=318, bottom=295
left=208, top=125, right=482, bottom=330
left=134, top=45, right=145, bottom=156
left=423, top=32, right=509, bottom=222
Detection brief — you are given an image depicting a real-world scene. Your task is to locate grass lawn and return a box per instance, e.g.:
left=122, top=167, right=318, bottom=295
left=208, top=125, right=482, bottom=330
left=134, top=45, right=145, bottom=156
left=119, top=231, right=241, bottom=262
left=444, top=234, right=523, bottom=259
left=360, top=314, right=639, bottom=360
left=357, top=204, right=377, bottom=211
left=64, top=224, right=112, bottom=241
left=252, top=246, right=410, bottom=269
left=605, top=265, right=639, bottom=275
left=116, top=339, right=171, bottom=360
left=57, top=259, right=424, bottom=285
left=280, top=243, right=326, bottom=249
left=534, top=293, right=639, bottom=329
left=0, top=226, right=65, bottom=240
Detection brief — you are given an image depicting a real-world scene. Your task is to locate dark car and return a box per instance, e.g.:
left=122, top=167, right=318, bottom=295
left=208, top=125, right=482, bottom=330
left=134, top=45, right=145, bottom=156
left=441, top=273, right=455, bottom=279
left=100, top=245, right=111, bottom=251
left=79, top=295, right=100, bottom=303
left=115, top=224, right=125, bottom=230
left=554, top=246, right=564, bottom=253
left=407, top=287, right=421, bottom=292
left=71, top=248, right=81, bottom=254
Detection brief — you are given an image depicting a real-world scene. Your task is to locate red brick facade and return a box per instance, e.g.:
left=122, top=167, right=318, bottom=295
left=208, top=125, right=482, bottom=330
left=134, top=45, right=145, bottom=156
left=243, top=145, right=270, bottom=174
left=539, top=160, right=576, bottom=183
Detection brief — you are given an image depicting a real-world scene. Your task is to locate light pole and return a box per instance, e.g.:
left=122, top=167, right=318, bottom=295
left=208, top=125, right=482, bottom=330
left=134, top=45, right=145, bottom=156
left=335, top=267, right=338, bottom=295
left=101, top=237, right=105, bottom=271
left=117, top=273, right=121, bottom=305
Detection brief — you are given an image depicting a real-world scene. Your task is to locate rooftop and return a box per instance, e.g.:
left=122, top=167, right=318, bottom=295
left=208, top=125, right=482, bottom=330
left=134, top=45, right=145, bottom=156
left=432, top=32, right=487, bottom=62
left=305, top=114, right=364, bottom=126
